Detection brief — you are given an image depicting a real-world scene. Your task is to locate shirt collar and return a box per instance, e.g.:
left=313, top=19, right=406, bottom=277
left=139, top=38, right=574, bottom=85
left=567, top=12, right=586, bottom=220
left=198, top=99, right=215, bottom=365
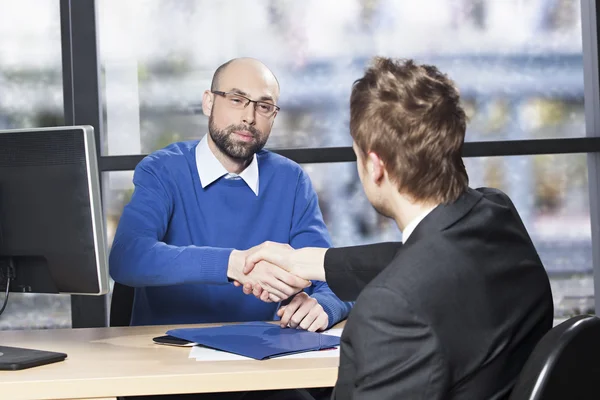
left=195, top=134, right=259, bottom=196
left=402, top=205, right=437, bottom=244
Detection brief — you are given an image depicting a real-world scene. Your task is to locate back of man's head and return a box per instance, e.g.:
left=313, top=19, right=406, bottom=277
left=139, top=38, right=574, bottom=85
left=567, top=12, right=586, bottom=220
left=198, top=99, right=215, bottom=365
left=350, top=57, right=469, bottom=204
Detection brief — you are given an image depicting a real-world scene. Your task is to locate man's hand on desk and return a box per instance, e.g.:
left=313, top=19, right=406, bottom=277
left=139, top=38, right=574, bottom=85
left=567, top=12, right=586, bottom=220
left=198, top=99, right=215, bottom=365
left=228, top=249, right=310, bottom=301
left=277, top=292, right=329, bottom=332
left=236, top=283, right=329, bottom=332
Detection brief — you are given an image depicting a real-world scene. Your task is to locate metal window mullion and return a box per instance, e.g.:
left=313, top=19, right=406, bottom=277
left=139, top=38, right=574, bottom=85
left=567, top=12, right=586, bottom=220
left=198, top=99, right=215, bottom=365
left=582, top=0, right=600, bottom=315
left=60, top=0, right=108, bottom=328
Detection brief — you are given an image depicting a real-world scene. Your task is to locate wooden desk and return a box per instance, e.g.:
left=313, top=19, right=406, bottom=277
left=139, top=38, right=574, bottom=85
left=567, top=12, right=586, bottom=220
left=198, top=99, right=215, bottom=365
left=0, top=322, right=343, bottom=400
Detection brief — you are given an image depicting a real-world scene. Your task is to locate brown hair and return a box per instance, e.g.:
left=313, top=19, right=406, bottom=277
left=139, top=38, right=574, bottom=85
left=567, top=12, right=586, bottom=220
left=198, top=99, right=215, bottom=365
left=350, top=57, right=468, bottom=204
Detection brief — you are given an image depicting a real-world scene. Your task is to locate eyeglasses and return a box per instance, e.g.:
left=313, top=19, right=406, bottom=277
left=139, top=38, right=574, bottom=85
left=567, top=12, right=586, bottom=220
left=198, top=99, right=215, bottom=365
left=212, top=91, right=280, bottom=117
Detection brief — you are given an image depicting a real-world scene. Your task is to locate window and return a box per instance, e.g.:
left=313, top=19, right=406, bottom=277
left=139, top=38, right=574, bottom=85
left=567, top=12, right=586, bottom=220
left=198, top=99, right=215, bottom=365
left=303, top=154, right=593, bottom=318
left=0, top=0, right=69, bottom=330
left=97, top=0, right=591, bottom=320
left=97, top=0, right=584, bottom=155
left=98, top=0, right=594, bottom=326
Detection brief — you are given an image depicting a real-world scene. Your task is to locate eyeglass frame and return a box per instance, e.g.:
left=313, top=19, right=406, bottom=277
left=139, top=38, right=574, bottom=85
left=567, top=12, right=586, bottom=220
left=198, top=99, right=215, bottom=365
left=211, top=90, right=281, bottom=117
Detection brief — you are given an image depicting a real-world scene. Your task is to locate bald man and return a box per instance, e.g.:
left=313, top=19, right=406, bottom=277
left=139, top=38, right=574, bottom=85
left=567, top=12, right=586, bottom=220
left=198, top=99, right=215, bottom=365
left=109, top=58, right=352, bottom=332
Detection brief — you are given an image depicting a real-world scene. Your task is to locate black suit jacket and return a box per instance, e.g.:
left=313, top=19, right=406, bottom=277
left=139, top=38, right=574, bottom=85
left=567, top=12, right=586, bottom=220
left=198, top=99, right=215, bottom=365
left=324, top=188, right=553, bottom=400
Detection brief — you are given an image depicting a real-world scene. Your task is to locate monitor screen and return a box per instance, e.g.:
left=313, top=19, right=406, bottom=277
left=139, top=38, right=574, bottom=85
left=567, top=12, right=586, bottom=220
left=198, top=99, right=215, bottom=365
left=0, top=125, right=109, bottom=295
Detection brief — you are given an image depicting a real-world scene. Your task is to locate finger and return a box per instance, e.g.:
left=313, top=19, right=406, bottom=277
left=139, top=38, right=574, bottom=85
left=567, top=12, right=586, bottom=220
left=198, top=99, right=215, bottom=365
left=277, top=306, right=286, bottom=317
left=251, top=262, right=300, bottom=300
left=244, top=245, right=288, bottom=274
left=307, top=312, right=329, bottom=332
left=267, top=280, right=297, bottom=298
left=269, top=293, right=282, bottom=302
left=244, top=249, right=276, bottom=273
left=259, top=271, right=300, bottom=299
left=242, top=258, right=257, bottom=275
left=253, top=284, right=263, bottom=298
left=259, top=282, right=289, bottom=300
left=233, top=281, right=241, bottom=287
left=260, top=290, right=272, bottom=302
left=276, top=268, right=311, bottom=289
left=273, top=269, right=310, bottom=295
left=253, top=285, right=267, bottom=300
left=298, top=310, right=317, bottom=331
left=300, top=304, right=324, bottom=331
left=243, top=283, right=253, bottom=295
left=300, top=303, right=324, bottom=331
left=290, top=297, right=317, bottom=329
left=280, top=295, right=305, bottom=328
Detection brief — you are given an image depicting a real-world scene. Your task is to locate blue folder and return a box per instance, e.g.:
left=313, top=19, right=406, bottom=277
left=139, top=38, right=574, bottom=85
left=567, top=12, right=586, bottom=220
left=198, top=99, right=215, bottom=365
left=166, top=321, right=340, bottom=360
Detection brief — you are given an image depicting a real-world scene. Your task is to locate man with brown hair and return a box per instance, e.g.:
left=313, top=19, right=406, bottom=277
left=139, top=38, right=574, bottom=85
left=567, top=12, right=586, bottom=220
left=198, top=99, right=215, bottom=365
left=241, top=57, right=554, bottom=399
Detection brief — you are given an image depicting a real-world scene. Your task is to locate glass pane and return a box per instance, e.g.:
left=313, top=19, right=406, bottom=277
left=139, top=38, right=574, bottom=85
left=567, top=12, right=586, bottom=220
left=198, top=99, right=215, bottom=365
left=98, top=0, right=584, bottom=156
left=104, top=153, right=593, bottom=320
left=465, top=155, right=593, bottom=319
left=104, top=171, right=135, bottom=248
left=0, top=0, right=69, bottom=330
left=0, top=0, right=64, bottom=130
left=305, top=155, right=593, bottom=320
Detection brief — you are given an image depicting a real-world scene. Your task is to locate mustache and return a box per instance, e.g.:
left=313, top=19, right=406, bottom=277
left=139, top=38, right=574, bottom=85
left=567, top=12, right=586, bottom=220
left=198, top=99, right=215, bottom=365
left=226, top=124, right=261, bottom=137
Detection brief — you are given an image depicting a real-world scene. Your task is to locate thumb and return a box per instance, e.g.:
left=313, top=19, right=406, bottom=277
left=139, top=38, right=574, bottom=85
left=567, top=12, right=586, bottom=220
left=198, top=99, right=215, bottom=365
left=300, top=278, right=312, bottom=288
left=243, top=253, right=260, bottom=274
left=277, top=306, right=286, bottom=316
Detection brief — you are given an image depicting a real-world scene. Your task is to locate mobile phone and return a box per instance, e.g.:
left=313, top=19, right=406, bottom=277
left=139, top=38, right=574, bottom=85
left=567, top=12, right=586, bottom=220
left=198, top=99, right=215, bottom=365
left=152, top=335, right=194, bottom=347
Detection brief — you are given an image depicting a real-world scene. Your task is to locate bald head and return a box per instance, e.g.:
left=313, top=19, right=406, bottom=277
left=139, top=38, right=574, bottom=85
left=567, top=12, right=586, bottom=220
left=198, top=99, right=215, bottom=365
left=210, top=57, right=280, bottom=101
left=202, top=58, right=280, bottom=164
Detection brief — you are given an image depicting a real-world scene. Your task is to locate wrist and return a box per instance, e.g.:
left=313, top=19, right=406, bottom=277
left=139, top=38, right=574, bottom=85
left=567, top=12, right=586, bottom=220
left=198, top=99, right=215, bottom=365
left=292, top=248, right=327, bottom=281
left=227, top=249, right=245, bottom=282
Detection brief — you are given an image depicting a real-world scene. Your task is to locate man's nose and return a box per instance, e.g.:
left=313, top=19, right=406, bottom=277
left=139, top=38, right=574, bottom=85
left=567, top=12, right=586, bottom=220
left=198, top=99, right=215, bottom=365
left=242, top=102, right=256, bottom=125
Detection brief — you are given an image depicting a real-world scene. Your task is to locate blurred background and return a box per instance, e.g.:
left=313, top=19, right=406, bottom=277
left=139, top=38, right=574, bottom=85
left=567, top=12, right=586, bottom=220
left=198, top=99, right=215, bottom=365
left=0, top=0, right=593, bottom=329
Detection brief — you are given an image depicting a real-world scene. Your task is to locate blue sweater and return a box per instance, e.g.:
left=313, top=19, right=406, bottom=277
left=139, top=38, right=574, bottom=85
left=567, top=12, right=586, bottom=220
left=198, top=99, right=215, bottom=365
left=109, top=141, right=352, bottom=327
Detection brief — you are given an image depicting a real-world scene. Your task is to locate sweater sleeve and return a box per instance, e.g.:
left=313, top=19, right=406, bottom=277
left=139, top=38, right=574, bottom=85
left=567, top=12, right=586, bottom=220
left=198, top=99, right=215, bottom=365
left=289, top=171, right=353, bottom=328
left=109, top=159, right=232, bottom=287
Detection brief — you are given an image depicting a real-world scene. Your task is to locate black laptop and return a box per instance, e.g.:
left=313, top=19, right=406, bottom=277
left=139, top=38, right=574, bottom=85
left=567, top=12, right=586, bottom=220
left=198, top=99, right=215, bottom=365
left=0, top=346, right=67, bottom=370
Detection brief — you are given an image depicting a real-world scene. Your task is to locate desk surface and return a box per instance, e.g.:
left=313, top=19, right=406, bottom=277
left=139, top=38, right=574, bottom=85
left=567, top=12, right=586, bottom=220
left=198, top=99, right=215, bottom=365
left=0, top=322, right=343, bottom=400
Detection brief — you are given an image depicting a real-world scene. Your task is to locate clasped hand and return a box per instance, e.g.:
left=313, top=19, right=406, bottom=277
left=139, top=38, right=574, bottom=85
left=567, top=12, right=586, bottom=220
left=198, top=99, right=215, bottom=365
left=228, top=242, right=328, bottom=331
left=228, top=243, right=308, bottom=301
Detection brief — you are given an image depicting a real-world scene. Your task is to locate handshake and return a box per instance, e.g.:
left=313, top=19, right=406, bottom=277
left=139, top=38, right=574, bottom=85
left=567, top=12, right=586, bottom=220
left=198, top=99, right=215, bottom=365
left=226, top=241, right=329, bottom=331
left=227, top=241, right=325, bottom=303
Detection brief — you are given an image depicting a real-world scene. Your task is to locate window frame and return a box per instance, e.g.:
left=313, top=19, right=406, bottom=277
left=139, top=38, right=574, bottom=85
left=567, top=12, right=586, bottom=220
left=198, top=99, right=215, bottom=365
left=61, top=0, right=600, bottom=327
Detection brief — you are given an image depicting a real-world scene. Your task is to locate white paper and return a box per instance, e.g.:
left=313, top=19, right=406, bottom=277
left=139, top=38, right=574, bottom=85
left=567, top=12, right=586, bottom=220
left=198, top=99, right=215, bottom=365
left=189, top=327, right=343, bottom=361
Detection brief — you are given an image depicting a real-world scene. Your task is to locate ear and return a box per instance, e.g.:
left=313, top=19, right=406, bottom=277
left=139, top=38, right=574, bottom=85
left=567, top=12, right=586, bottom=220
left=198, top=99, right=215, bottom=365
left=367, top=152, right=385, bottom=184
left=202, top=90, right=214, bottom=117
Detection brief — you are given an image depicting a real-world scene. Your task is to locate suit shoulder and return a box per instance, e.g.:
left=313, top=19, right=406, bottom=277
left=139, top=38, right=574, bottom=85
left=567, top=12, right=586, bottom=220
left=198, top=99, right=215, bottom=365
left=475, top=187, right=514, bottom=207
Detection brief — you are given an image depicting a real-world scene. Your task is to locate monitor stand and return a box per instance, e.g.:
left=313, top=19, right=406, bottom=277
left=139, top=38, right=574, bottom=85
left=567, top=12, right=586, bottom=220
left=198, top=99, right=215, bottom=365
left=0, top=257, right=67, bottom=370
left=0, top=256, right=15, bottom=316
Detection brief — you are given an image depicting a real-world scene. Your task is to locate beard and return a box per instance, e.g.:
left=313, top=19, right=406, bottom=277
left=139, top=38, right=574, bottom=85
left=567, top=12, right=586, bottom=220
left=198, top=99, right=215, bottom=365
left=208, top=115, right=267, bottom=161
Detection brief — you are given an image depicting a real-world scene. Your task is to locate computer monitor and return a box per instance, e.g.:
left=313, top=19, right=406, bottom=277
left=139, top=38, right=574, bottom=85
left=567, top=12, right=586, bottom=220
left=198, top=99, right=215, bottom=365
left=0, top=125, right=109, bottom=298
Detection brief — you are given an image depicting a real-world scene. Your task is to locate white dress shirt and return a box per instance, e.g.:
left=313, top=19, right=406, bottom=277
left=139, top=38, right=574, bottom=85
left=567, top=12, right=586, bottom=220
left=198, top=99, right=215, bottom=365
left=195, top=134, right=259, bottom=196
left=401, top=206, right=438, bottom=244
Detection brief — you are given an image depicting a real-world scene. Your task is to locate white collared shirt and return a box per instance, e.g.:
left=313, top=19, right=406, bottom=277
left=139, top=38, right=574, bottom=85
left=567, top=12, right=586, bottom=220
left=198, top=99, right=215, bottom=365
left=195, top=134, right=259, bottom=196
left=402, top=206, right=438, bottom=244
